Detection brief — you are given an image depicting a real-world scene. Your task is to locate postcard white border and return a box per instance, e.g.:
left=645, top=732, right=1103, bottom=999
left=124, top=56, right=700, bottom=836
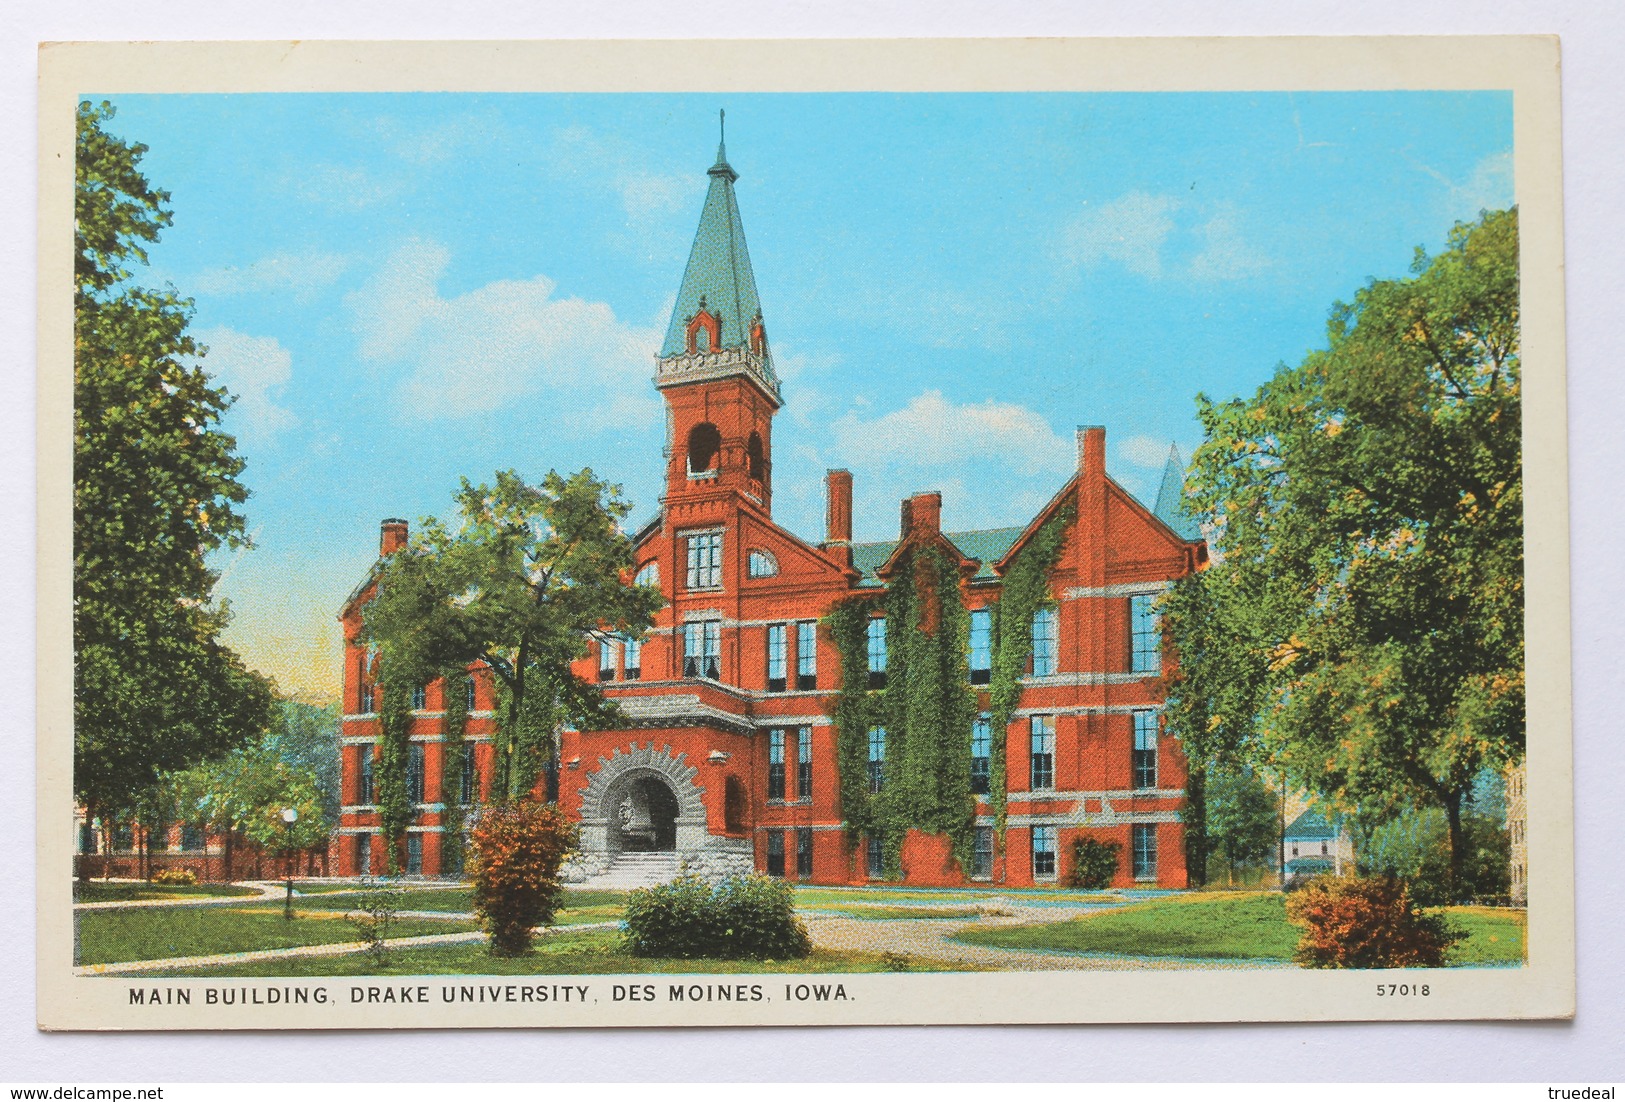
left=36, top=36, right=1574, bottom=1032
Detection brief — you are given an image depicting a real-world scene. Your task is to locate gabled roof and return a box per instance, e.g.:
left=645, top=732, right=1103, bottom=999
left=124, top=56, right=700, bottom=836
left=659, top=135, right=767, bottom=362
left=1285, top=808, right=1342, bottom=840
left=1152, top=445, right=1202, bottom=542
left=851, top=527, right=1025, bottom=588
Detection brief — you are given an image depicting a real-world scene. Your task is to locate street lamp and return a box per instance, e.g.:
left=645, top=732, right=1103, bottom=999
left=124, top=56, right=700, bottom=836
left=280, top=807, right=299, bottom=920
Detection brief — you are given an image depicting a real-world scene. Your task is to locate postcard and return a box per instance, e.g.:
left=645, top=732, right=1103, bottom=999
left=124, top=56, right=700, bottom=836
left=37, top=37, right=1573, bottom=1029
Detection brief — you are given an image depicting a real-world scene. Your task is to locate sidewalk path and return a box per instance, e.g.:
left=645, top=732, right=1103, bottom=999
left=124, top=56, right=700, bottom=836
left=75, top=921, right=621, bottom=976
left=74, top=882, right=284, bottom=911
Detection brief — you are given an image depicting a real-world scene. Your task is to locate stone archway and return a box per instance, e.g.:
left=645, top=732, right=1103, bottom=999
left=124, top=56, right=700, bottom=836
left=577, top=743, right=709, bottom=865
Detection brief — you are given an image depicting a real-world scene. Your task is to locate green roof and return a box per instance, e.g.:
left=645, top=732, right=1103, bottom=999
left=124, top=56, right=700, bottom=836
left=849, top=527, right=1026, bottom=586
left=1285, top=808, right=1341, bottom=840
left=1152, top=445, right=1202, bottom=542
left=660, top=138, right=767, bottom=361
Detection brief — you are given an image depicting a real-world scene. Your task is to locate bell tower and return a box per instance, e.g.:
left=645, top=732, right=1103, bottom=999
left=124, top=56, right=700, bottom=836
left=656, top=114, right=780, bottom=516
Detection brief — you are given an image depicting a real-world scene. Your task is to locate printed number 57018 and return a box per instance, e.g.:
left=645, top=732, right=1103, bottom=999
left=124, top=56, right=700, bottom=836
left=1376, top=984, right=1430, bottom=996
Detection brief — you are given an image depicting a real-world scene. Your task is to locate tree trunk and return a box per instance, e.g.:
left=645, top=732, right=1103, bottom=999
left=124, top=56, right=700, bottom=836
left=1444, top=789, right=1466, bottom=903
left=222, top=830, right=233, bottom=883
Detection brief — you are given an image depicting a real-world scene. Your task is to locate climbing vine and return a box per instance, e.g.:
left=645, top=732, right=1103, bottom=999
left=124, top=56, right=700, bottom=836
left=492, top=674, right=560, bottom=803
left=375, top=679, right=413, bottom=875
left=825, top=545, right=978, bottom=879
left=986, top=506, right=1073, bottom=840
left=439, top=665, right=471, bottom=875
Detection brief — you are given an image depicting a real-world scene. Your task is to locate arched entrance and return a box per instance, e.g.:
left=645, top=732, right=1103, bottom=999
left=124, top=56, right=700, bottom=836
left=613, top=774, right=680, bottom=853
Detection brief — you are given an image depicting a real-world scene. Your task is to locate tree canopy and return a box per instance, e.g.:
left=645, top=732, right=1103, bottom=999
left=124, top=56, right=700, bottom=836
left=363, top=468, right=662, bottom=803
left=1162, top=208, right=1522, bottom=896
left=74, top=101, right=273, bottom=817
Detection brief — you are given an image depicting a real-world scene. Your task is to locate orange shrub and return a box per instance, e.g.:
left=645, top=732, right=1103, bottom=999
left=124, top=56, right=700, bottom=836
left=1284, top=875, right=1462, bottom=968
left=468, top=800, right=579, bottom=956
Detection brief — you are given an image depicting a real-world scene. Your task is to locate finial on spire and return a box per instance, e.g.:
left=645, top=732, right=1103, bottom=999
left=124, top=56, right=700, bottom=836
left=718, top=108, right=727, bottom=163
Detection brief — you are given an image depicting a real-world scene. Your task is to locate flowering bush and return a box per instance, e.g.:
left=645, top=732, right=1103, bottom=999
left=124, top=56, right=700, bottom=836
left=623, top=874, right=811, bottom=960
left=152, top=867, right=198, bottom=886
left=1284, top=875, right=1462, bottom=968
left=468, top=800, right=578, bottom=956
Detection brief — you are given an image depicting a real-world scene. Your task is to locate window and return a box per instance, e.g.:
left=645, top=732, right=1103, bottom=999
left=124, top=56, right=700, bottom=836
left=1031, top=607, right=1058, bottom=676
left=634, top=560, right=659, bottom=588
left=683, top=620, right=721, bottom=680
left=1030, top=715, right=1055, bottom=791
left=358, top=744, right=375, bottom=804
left=866, top=834, right=885, bottom=879
left=867, top=726, right=887, bottom=793
left=181, top=823, right=205, bottom=851
left=1032, top=825, right=1057, bottom=878
left=686, top=531, right=723, bottom=589
left=465, top=675, right=477, bottom=712
left=458, top=744, right=476, bottom=806
left=724, top=777, right=748, bottom=833
left=748, top=549, right=778, bottom=578
left=747, top=431, right=767, bottom=483
left=866, top=617, right=887, bottom=689
left=765, top=830, right=786, bottom=877
left=687, top=422, right=721, bottom=474
left=797, top=727, right=812, bottom=800
left=969, top=608, right=992, bottom=684
left=411, top=685, right=427, bottom=710
left=768, top=729, right=786, bottom=800
left=1132, top=710, right=1158, bottom=789
left=1130, top=593, right=1161, bottom=674
left=111, top=822, right=134, bottom=851
left=796, top=621, right=817, bottom=689
left=407, top=742, right=425, bottom=804
left=599, top=637, right=618, bottom=682
left=624, top=635, right=642, bottom=681
left=971, top=716, right=992, bottom=795
left=766, top=624, right=788, bottom=691
left=796, top=827, right=813, bottom=878
left=1132, top=824, right=1159, bottom=880
left=973, top=827, right=995, bottom=879
left=406, top=833, right=423, bottom=875
left=355, top=833, right=372, bottom=876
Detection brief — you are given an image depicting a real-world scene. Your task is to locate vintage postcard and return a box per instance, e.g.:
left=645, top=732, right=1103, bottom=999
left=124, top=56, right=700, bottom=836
left=37, top=37, right=1573, bottom=1029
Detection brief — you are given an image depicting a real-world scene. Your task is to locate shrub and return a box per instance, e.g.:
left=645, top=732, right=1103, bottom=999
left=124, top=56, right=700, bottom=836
left=623, top=874, right=812, bottom=960
left=345, top=878, right=403, bottom=965
left=468, top=800, right=578, bottom=956
left=1284, top=875, right=1463, bottom=968
left=1066, top=837, right=1121, bottom=890
left=152, top=867, right=198, bottom=886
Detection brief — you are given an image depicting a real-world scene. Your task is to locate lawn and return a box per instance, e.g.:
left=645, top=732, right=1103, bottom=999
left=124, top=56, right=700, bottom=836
left=76, top=904, right=476, bottom=965
left=820, top=905, right=993, bottom=921
left=291, top=888, right=625, bottom=925
left=129, top=928, right=987, bottom=977
left=73, top=882, right=262, bottom=903
left=794, top=887, right=1117, bottom=908
left=955, top=892, right=1526, bottom=966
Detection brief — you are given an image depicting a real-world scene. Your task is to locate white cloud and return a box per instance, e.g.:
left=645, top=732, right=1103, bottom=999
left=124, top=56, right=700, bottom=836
left=1451, top=149, right=1515, bottom=222
left=294, top=164, right=398, bottom=210
left=1064, top=191, right=1179, bottom=278
left=1115, top=434, right=1174, bottom=470
left=1189, top=208, right=1272, bottom=282
left=193, top=327, right=296, bottom=440
left=347, top=238, right=663, bottom=430
left=193, top=250, right=351, bottom=300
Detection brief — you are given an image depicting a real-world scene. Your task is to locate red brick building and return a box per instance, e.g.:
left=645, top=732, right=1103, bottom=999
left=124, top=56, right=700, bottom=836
left=336, top=137, right=1206, bottom=888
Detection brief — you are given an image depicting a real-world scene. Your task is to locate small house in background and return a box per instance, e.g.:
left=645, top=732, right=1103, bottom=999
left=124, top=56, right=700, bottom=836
left=1281, top=806, right=1355, bottom=881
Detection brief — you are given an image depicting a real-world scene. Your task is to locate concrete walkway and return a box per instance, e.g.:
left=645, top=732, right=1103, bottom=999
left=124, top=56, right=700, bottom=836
left=74, top=881, right=284, bottom=911
left=75, top=921, right=621, bottom=976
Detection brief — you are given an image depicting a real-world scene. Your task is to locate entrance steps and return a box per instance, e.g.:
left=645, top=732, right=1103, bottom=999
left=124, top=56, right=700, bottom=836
left=577, top=852, right=683, bottom=891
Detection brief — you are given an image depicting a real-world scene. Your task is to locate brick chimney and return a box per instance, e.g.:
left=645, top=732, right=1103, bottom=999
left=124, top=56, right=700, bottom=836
left=1077, top=425, right=1105, bottom=482
left=380, top=518, right=409, bottom=557
left=908, top=491, right=942, bottom=536
left=825, top=469, right=853, bottom=568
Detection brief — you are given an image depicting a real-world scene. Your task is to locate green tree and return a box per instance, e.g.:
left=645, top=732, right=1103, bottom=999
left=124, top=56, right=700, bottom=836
left=363, top=469, right=662, bottom=807
left=264, top=700, right=342, bottom=824
left=171, top=743, right=331, bottom=880
left=1202, top=766, right=1279, bottom=887
left=74, top=101, right=273, bottom=826
left=1163, top=208, right=1522, bottom=898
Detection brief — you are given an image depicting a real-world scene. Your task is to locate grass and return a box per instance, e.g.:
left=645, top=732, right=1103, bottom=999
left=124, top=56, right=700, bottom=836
left=76, top=904, right=476, bottom=965
left=294, top=888, right=476, bottom=913
left=955, top=892, right=1526, bottom=966
left=128, top=928, right=988, bottom=977
left=793, top=887, right=1118, bottom=908
left=74, top=882, right=262, bottom=903
left=822, top=905, right=992, bottom=921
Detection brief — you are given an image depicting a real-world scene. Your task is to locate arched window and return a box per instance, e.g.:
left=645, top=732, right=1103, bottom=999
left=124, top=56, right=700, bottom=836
left=687, top=422, right=721, bottom=475
left=747, top=431, right=766, bottom=482
left=747, top=549, right=778, bottom=578
left=724, top=775, right=748, bottom=833
left=686, top=301, right=721, bottom=354
left=634, top=560, right=659, bottom=588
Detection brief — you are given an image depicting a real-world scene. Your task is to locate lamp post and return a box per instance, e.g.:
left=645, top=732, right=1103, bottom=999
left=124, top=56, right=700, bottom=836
left=280, top=807, right=299, bottom=920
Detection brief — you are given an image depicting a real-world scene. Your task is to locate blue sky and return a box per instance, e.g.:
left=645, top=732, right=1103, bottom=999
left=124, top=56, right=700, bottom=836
left=94, top=91, right=1513, bottom=700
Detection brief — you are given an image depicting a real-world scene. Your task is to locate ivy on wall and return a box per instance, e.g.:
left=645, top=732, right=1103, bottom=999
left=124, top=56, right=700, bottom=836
left=439, top=665, right=471, bottom=875
left=985, top=506, right=1073, bottom=841
left=374, top=679, right=413, bottom=875
left=825, top=545, right=978, bottom=879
